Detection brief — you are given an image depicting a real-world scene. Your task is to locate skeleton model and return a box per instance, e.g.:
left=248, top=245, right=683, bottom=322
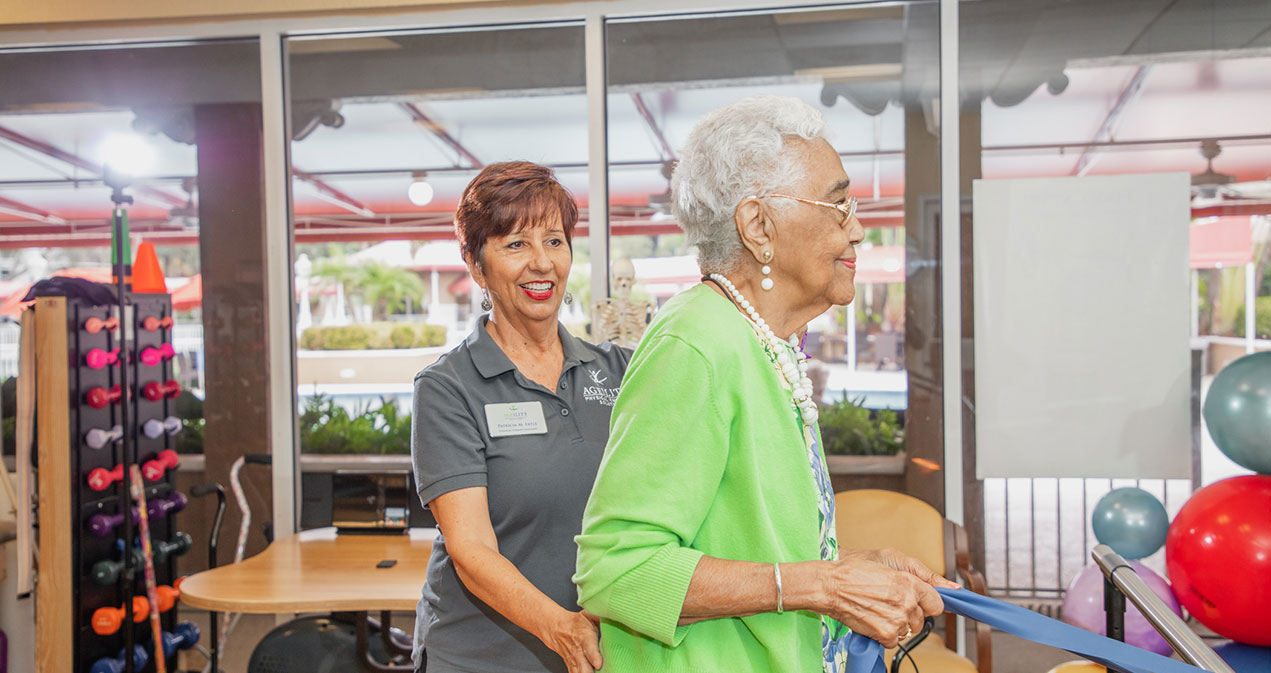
left=593, top=258, right=653, bottom=349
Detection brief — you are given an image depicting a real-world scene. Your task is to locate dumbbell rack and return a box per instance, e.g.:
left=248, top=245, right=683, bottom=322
left=31, top=292, right=184, bottom=673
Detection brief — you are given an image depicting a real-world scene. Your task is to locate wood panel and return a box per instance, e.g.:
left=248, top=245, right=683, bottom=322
left=34, top=297, right=71, bottom=673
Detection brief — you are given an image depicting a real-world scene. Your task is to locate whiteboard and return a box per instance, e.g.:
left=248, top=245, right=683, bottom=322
left=973, top=174, right=1192, bottom=479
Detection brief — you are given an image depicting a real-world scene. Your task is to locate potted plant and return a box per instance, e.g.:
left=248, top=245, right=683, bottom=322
left=817, top=394, right=906, bottom=475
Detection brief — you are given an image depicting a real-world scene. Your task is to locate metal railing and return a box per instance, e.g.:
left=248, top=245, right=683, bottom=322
left=984, top=477, right=1193, bottom=599
left=1093, top=544, right=1234, bottom=673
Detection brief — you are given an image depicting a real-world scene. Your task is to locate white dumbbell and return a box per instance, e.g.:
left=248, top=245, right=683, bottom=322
left=143, top=416, right=183, bottom=439
left=86, top=425, right=124, bottom=450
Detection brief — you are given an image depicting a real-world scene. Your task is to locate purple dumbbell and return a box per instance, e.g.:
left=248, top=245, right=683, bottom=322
left=149, top=491, right=188, bottom=519
left=87, top=508, right=138, bottom=537
left=86, top=492, right=186, bottom=537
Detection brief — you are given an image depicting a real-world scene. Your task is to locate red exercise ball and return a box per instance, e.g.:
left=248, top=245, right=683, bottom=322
left=1165, top=475, right=1271, bottom=646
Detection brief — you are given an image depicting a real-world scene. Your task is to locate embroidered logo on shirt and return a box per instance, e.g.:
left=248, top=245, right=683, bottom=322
left=583, top=368, right=619, bottom=406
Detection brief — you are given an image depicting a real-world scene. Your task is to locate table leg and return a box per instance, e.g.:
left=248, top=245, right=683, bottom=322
left=353, top=611, right=413, bottom=672
left=378, top=611, right=414, bottom=658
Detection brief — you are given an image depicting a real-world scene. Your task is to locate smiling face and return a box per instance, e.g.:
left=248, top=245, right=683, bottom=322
left=769, top=138, right=865, bottom=308
left=470, top=212, right=573, bottom=325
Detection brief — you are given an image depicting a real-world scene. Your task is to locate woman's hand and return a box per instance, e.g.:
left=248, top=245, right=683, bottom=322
left=539, top=609, right=603, bottom=673
left=815, top=554, right=946, bottom=649
left=843, top=548, right=962, bottom=591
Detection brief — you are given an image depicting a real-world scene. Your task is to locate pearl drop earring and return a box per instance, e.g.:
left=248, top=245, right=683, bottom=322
left=760, top=250, right=774, bottom=291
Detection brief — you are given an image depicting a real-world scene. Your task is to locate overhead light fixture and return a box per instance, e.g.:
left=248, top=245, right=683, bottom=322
left=99, top=132, right=156, bottom=179
left=408, top=172, right=434, bottom=206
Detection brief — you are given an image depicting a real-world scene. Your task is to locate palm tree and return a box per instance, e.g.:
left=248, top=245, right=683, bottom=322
left=357, top=262, right=425, bottom=320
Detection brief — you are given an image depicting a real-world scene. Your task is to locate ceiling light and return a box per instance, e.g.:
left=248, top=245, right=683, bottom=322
left=408, top=172, right=434, bottom=206
left=99, top=133, right=156, bottom=179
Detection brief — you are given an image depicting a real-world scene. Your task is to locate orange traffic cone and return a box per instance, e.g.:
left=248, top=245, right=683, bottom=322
left=132, top=242, right=168, bottom=294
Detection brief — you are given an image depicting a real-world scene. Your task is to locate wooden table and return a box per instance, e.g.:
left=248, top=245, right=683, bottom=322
left=180, top=527, right=437, bottom=671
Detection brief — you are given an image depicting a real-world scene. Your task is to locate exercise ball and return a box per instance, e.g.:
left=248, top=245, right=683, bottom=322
left=1213, top=642, right=1271, bottom=673
left=248, top=615, right=411, bottom=673
left=1091, top=487, right=1169, bottom=560
left=1203, top=352, right=1271, bottom=474
left=1165, top=475, right=1271, bottom=646
left=1061, top=562, right=1181, bottom=656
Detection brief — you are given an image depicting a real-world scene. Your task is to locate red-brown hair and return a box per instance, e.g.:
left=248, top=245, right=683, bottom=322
left=455, top=161, right=578, bottom=265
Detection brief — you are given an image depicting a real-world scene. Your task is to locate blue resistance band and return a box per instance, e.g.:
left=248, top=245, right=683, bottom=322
left=846, top=588, right=1210, bottom=673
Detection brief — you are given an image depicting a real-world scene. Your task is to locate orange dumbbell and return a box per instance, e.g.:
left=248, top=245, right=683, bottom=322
left=84, top=316, right=120, bottom=334
left=141, top=315, right=173, bottom=332
left=155, top=584, right=180, bottom=613
left=92, top=595, right=149, bottom=635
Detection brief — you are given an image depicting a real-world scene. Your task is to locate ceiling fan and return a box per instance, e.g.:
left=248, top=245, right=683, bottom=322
left=1191, top=139, right=1271, bottom=203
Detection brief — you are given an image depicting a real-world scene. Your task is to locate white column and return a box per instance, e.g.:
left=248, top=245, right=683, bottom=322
left=260, top=31, right=299, bottom=543
left=585, top=11, right=610, bottom=332
left=1246, top=261, right=1256, bottom=354
left=939, top=0, right=966, bottom=655
left=430, top=269, right=441, bottom=312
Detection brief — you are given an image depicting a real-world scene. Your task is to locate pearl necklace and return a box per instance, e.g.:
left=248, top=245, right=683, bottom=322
left=708, top=274, right=819, bottom=426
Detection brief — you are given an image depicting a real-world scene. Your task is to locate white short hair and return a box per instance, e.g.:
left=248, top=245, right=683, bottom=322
left=670, top=95, right=830, bottom=274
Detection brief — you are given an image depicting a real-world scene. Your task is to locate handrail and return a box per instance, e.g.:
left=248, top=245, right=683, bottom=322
left=1091, top=545, right=1234, bottom=673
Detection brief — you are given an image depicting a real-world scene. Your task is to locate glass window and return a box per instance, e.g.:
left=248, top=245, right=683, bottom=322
left=0, top=40, right=263, bottom=458
left=961, top=0, right=1271, bottom=597
left=286, top=25, right=589, bottom=457
left=604, top=4, right=939, bottom=465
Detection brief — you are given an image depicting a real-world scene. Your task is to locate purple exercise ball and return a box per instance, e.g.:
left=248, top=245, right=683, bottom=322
left=1061, top=562, right=1182, bottom=656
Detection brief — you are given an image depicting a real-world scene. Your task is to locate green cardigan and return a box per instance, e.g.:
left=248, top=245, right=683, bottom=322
left=574, top=283, right=828, bottom=673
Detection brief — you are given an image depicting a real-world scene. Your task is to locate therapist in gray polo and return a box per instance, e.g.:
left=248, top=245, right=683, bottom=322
left=411, top=161, right=630, bottom=673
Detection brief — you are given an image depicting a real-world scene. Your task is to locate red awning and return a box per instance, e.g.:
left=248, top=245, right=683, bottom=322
left=1190, top=217, right=1253, bottom=269
left=171, top=274, right=202, bottom=311
left=447, top=275, right=475, bottom=296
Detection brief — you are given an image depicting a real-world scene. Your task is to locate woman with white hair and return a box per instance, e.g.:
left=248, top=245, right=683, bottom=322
left=573, top=95, right=955, bottom=673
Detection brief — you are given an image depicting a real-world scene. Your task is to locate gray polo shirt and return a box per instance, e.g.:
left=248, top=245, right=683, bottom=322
left=411, top=317, right=630, bottom=673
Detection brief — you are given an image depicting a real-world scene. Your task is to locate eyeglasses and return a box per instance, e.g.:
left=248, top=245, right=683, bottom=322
left=746, top=193, right=858, bottom=227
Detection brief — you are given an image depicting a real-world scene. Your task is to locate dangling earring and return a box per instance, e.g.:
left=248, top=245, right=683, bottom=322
left=563, top=291, right=574, bottom=305
left=481, top=290, right=492, bottom=312
left=760, top=250, right=774, bottom=291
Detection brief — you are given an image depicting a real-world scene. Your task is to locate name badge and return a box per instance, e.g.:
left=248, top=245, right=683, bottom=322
left=484, top=402, right=548, bottom=437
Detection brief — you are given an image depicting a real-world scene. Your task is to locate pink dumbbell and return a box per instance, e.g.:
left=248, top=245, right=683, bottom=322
left=139, top=343, right=175, bottom=367
left=85, top=348, right=121, bottom=369
left=142, top=449, right=180, bottom=481
left=143, top=379, right=181, bottom=402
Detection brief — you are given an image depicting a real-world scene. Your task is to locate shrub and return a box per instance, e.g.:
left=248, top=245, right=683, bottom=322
left=390, top=325, right=417, bottom=349
left=299, top=322, right=446, bottom=351
left=300, top=394, right=411, bottom=455
left=318, top=325, right=373, bottom=350
left=817, top=394, right=904, bottom=456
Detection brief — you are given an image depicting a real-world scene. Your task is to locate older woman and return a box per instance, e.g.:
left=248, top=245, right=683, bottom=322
left=411, top=161, right=628, bottom=673
left=573, top=96, right=957, bottom=673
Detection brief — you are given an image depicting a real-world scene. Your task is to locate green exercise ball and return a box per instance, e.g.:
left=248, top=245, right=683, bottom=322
left=1203, top=352, right=1271, bottom=475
